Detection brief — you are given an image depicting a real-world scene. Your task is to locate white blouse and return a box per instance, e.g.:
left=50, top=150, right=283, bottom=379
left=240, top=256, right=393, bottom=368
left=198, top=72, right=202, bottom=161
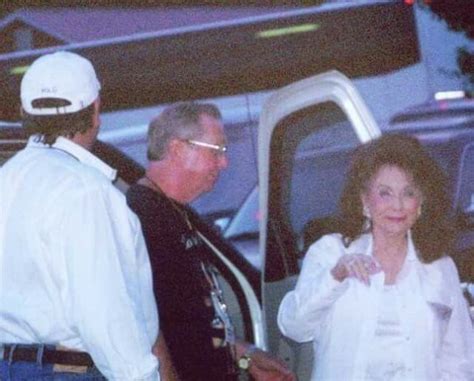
left=366, top=285, right=407, bottom=380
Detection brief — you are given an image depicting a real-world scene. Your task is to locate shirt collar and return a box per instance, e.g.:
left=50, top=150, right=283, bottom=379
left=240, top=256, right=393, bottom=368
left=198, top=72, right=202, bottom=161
left=27, top=135, right=117, bottom=182
left=346, top=233, right=372, bottom=256
left=405, top=230, right=417, bottom=261
left=347, top=230, right=418, bottom=260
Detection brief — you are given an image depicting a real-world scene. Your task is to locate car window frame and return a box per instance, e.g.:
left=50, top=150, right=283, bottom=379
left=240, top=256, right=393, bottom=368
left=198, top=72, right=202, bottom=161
left=258, top=70, right=381, bottom=280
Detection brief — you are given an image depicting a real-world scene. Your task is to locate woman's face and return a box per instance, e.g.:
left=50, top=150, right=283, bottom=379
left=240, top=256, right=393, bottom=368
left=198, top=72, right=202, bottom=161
left=361, top=165, right=423, bottom=238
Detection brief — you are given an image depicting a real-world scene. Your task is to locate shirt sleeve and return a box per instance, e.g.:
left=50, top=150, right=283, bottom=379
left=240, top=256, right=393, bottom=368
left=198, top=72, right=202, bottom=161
left=277, top=234, right=349, bottom=343
left=439, top=257, right=474, bottom=381
left=61, top=181, right=159, bottom=381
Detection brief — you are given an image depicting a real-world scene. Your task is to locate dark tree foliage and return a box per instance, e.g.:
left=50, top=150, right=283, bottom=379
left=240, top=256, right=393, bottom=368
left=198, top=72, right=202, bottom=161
left=457, top=47, right=474, bottom=88
left=425, top=0, right=473, bottom=39
left=423, top=0, right=474, bottom=91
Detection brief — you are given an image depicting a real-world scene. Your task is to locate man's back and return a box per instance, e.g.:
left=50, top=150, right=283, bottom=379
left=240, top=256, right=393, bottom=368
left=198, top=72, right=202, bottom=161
left=0, top=137, right=159, bottom=379
left=1, top=137, right=110, bottom=343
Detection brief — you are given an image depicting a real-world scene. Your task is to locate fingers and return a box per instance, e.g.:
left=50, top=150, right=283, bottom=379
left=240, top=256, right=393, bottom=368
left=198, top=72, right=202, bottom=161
left=350, top=258, right=370, bottom=285
left=252, top=350, right=291, bottom=372
left=250, top=350, right=296, bottom=380
left=332, top=254, right=381, bottom=285
left=344, top=256, right=368, bottom=285
left=365, top=258, right=382, bottom=274
left=250, top=367, right=296, bottom=381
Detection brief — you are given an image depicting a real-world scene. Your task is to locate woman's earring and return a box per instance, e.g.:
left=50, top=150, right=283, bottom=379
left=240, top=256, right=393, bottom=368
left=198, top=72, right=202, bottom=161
left=417, top=205, right=422, bottom=218
left=363, top=205, right=372, bottom=231
left=363, top=206, right=370, bottom=218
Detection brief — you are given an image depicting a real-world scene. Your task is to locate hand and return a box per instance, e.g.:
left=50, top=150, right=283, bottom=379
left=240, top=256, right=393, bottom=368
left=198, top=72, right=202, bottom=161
left=331, top=254, right=381, bottom=285
left=248, top=348, right=296, bottom=381
left=152, top=332, right=180, bottom=381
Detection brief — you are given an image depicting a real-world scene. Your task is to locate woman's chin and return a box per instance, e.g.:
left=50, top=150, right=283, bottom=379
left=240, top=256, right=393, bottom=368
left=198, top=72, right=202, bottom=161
left=374, top=224, right=411, bottom=238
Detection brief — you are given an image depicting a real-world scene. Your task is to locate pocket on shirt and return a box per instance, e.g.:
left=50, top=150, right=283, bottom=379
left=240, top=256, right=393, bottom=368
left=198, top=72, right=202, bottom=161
left=429, top=302, right=452, bottom=321
left=428, top=302, right=452, bottom=350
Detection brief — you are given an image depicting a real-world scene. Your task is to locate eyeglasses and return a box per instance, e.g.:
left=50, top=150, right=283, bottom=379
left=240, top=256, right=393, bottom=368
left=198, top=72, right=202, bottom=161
left=186, top=139, right=228, bottom=154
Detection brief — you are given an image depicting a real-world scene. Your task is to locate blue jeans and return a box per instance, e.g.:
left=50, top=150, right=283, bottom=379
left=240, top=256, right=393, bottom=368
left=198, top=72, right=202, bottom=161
left=0, top=345, right=106, bottom=380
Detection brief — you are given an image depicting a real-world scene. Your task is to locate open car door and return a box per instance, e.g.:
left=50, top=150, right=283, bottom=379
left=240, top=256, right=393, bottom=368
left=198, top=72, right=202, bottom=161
left=258, top=71, right=381, bottom=378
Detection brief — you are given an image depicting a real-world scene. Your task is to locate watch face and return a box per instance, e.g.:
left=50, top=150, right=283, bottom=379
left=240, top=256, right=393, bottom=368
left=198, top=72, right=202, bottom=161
left=238, top=356, right=251, bottom=370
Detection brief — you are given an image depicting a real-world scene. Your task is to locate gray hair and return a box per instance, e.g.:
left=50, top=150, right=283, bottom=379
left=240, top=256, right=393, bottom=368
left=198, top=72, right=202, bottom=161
left=147, top=101, right=222, bottom=161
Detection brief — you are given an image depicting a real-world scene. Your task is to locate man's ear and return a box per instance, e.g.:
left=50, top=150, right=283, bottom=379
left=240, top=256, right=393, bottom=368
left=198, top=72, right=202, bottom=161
left=92, top=98, right=101, bottom=129
left=168, top=138, right=185, bottom=160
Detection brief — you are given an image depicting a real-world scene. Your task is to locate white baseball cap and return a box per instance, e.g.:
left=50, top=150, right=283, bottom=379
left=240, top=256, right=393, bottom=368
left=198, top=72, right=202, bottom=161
left=21, top=51, right=101, bottom=116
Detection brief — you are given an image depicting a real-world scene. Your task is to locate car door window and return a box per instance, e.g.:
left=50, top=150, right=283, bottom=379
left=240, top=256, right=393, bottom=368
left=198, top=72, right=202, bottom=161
left=265, top=102, right=364, bottom=282
left=289, top=106, right=360, bottom=252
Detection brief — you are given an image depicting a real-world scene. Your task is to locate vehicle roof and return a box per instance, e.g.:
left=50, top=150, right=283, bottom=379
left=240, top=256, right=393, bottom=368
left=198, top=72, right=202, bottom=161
left=389, top=97, right=474, bottom=127
left=0, top=2, right=418, bottom=121
left=379, top=96, right=474, bottom=134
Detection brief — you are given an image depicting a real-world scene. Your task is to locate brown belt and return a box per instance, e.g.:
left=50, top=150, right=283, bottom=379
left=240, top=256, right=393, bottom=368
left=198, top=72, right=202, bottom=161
left=2, top=345, right=94, bottom=367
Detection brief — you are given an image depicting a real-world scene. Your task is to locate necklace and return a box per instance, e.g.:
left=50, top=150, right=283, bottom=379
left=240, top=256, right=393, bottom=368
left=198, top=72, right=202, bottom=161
left=144, top=175, right=193, bottom=231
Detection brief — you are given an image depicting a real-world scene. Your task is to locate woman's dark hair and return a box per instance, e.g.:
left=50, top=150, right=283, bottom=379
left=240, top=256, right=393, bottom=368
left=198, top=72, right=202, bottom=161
left=338, top=134, right=453, bottom=263
left=22, top=102, right=95, bottom=146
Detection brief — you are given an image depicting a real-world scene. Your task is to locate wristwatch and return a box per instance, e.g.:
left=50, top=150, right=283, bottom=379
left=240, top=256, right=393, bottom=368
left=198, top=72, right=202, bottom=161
left=237, top=344, right=258, bottom=371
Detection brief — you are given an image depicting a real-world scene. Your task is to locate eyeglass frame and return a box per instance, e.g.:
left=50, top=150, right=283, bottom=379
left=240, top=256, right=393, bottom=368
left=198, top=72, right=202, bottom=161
left=186, top=139, right=228, bottom=154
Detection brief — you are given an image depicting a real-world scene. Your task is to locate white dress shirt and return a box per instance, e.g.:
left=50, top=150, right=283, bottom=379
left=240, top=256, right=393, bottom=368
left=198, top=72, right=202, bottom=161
left=278, top=233, right=474, bottom=381
left=0, top=136, right=159, bottom=381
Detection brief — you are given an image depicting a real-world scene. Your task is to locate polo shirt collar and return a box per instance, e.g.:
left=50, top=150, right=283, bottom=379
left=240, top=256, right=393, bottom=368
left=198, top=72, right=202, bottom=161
left=27, top=135, right=117, bottom=181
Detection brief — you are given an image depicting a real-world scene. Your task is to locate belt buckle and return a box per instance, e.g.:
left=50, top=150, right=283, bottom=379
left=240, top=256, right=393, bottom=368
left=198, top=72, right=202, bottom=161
left=53, top=345, right=89, bottom=374
left=53, top=364, right=88, bottom=374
